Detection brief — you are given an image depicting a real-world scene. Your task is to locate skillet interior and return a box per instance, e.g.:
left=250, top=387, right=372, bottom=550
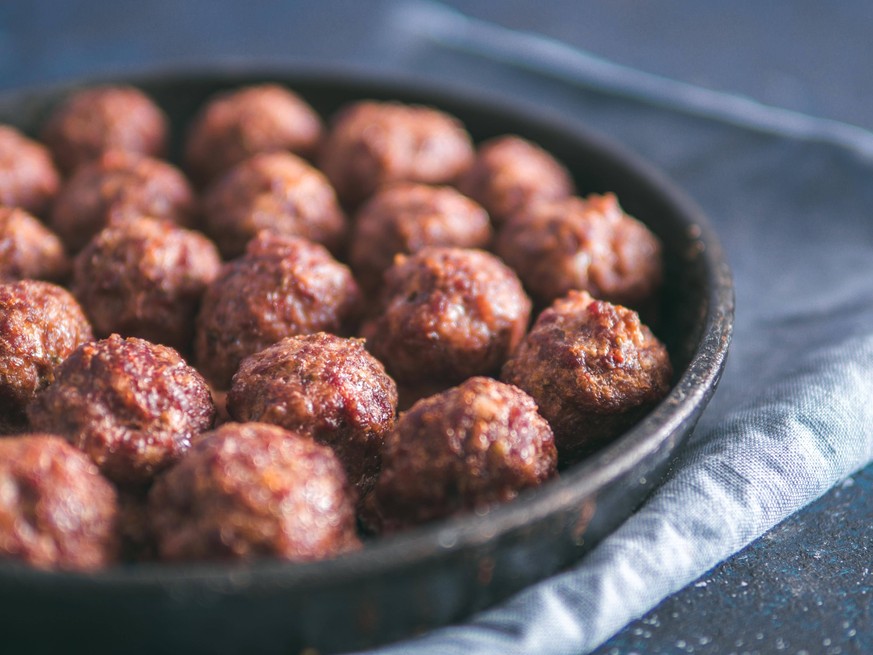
left=0, top=67, right=733, bottom=655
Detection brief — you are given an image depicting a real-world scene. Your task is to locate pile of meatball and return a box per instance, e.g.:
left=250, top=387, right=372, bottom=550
left=0, top=83, right=672, bottom=571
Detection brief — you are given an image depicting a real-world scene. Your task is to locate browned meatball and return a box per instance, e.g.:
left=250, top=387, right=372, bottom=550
left=40, top=85, right=167, bottom=174
left=458, top=135, right=574, bottom=225
left=148, top=422, right=360, bottom=562
left=227, top=333, right=398, bottom=494
left=184, top=83, right=323, bottom=186
left=27, top=334, right=216, bottom=488
left=194, top=232, right=362, bottom=389
left=362, top=377, right=556, bottom=533
left=501, top=291, right=672, bottom=459
left=50, top=150, right=197, bottom=253
left=202, top=151, right=346, bottom=259
left=0, top=280, right=93, bottom=427
left=495, top=193, right=663, bottom=309
left=361, top=247, right=531, bottom=387
left=349, top=183, right=493, bottom=293
left=0, top=124, right=60, bottom=217
left=319, top=101, right=474, bottom=208
left=0, top=435, right=118, bottom=571
left=0, top=207, right=69, bottom=283
left=72, top=217, right=221, bottom=352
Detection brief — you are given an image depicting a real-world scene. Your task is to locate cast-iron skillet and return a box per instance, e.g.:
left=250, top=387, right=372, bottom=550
left=0, top=67, right=733, bottom=655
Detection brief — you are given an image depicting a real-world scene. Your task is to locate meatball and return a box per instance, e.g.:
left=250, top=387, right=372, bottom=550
left=72, top=217, right=221, bottom=352
left=458, top=135, right=574, bottom=225
left=362, top=377, right=556, bottom=533
left=0, top=435, right=118, bottom=571
left=501, top=291, right=672, bottom=459
left=349, top=183, right=493, bottom=293
left=202, top=151, right=346, bottom=259
left=319, top=101, right=474, bottom=208
left=50, top=150, right=197, bottom=253
left=27, top=334, right=216, bottom=487
left=0, top=207, right=69, bottom=283
left=495, top=193, right=663, bottom=309
left=40, top=85, right=167, bottom=174
left=0, top=124, right=60, bottom=217
left=0, top=280, right=93, bottom=427
left=194, top=231, right=362, bottom=389
left=148, top=422, right=360, bottom=562
left=361, top=247, right=531, bottom=387
left=184, top=83, right=323, bottom=186
left=227, top=333, right=398, bottom=494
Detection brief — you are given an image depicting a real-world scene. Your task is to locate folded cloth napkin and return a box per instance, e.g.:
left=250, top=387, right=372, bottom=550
left=351, top=3, right=873, bottom=653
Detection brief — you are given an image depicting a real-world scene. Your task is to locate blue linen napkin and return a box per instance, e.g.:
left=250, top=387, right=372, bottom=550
left=352, top=3, right=873, bottom=653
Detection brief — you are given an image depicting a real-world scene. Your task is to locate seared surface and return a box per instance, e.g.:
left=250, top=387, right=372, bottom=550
left=50, top=150, right=197, bottom=252
left=0, top=280, right=93, bottom=427
left=0, top=434, right=118, bottom=571
left=362, top=376, right=556, bottom=532
left=362, top=246, right=530, bottom=386
left=72, top=216, right=221, bottom=352
left=202, top=151, right=346, bottom=258
left=185, top=83, right=323, bottom=186
left=148, top=422, right=360, bottom=562
left=0, top=207, right=69, bottom=283
left=502, top=291, right=671, bottom=458
left=228, top=333, right=397, bottom=495
left=496, top=193, right=663, bottom=309
left=319, top=100, right=474, bottom=208
left=40, top=85, right=167, bottom=174
left=28, top=334, right=216, bottom=487
left=0, top=124, right=59, bottom=218
left=194, top=231, right=362, bottom=389
left=349, top=182, right=492, bottom=294
left=459, top=135, right=574, bottom=226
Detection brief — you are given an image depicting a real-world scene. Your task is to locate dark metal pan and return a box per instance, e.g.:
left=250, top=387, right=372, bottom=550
left=0, top=67, right=733, bottom=655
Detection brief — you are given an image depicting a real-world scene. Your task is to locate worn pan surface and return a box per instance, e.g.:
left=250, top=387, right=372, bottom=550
left=0, top=67, right=733, bottom=655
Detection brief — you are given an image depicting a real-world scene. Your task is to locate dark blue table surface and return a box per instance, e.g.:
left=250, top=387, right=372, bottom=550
left=2, top=2, right=871, bottom=653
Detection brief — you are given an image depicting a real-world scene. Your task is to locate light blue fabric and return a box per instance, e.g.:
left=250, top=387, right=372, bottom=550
left=355, top=3, right=873, bottom=653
